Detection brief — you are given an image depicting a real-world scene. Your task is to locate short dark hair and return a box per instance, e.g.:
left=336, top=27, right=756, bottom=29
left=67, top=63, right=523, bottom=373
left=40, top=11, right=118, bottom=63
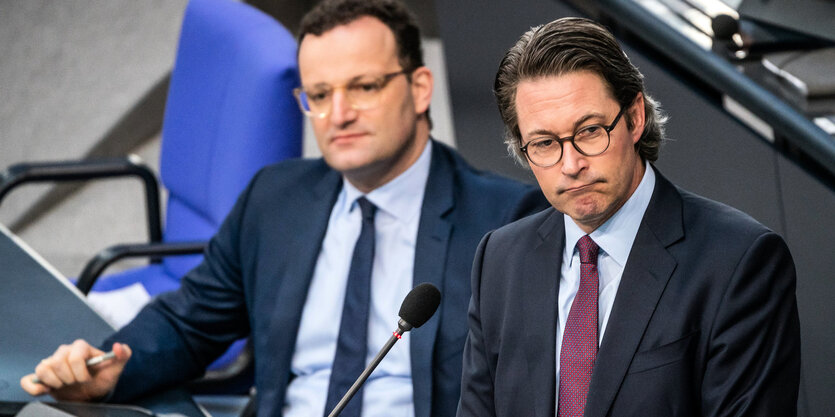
left=299, top=0, right=425, bottom=72
left=494, top=17, right=667, bottom=165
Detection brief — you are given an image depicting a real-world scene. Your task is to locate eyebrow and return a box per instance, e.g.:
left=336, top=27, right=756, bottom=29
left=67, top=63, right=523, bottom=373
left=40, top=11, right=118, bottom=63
left=523, top=112, right=607, bottom=140
left=304, top=73, right=380, bottom=90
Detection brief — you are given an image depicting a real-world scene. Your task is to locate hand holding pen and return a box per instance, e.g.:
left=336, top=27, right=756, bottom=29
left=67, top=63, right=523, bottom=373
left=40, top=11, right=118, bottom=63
left=20, top=340, right=132, bottom=402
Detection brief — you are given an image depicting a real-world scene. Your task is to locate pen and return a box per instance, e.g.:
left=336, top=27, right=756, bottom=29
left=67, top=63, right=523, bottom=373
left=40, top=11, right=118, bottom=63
left=31, top=351, right=116, bottom=385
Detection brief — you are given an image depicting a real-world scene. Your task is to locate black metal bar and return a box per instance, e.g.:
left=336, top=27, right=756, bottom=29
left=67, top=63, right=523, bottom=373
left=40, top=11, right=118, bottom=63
left=591, top=0, right=835, bottom=174
left=0, top=156, right=163, bottom=245
left=76, top=241, right=206, bottom=295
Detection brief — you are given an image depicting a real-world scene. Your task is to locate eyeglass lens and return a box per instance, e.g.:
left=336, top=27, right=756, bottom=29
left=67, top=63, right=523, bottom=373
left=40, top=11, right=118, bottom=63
left=295, top=71, right=405, bottom=118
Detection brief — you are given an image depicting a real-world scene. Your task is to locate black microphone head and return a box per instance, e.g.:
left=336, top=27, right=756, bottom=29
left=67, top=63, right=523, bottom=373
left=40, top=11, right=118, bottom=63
left=398, top=283, right=441, bottom=329
left=712, top=14, right=739, bottom=41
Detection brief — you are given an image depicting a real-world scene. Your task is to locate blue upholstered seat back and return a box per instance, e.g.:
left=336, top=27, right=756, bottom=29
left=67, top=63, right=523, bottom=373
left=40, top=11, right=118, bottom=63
left=159, top=0, right=302, bottom=280
left=87, top=0, right=302, bottom=375
left=91, top=0, right=301, bottom=297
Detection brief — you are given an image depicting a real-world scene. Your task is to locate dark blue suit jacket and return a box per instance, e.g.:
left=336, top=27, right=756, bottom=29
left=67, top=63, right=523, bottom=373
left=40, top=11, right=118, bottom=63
left=458, top=167, right=800, bottom=417
left=104, top=141, right=547, bottom=417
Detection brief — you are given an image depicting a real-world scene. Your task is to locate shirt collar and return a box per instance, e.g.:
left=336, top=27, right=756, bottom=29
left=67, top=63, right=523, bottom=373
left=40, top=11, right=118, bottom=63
left=340, top=140, right=433, bottom=222
left=564, top=164, right=656, bottom=267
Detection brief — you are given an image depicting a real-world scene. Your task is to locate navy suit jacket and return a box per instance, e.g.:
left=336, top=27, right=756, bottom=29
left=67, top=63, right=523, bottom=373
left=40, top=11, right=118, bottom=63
left=104, top=141, right=548, bottom=417
left=458, top=167, right=800, bottom=417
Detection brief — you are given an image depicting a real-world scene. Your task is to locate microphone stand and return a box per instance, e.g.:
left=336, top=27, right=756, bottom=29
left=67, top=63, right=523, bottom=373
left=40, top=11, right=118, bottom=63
left=326, top=319, right=413, bottom=417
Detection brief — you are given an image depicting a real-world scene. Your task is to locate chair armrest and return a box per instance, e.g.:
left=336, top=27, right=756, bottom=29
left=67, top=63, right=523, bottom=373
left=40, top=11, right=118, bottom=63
left=78, top=240, right=254, bottom=396
left=76, top=241, right=206, bottom=295
left=0, top=155, right=163, bottom=244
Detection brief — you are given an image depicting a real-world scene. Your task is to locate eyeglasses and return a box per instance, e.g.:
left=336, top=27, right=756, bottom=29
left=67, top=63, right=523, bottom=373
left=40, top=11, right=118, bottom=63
left=293, top=70, right=410, bottom=119
left=520, top=104, right=627, bottom=168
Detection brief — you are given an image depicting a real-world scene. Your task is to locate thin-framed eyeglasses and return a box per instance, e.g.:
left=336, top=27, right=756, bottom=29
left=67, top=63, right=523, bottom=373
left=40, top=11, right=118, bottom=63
left=520, top=104, right=627, bottom=168
left=293, top=69, right=410, bottom=119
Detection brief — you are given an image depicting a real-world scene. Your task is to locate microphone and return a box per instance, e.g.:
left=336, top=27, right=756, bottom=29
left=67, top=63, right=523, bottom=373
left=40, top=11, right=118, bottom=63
left=711, top=14, right=742, bottom=59
left=326, top=283, right=441, bottom=417
left=711, top=13, right=828, bottom=59
left=712, top=14, right=739, bottom=43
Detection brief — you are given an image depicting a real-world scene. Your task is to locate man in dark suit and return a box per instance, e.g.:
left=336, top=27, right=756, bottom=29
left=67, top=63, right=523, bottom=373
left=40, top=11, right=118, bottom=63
left=457, top=17, right=800, bottom=417
left=20, top=1, right=546, bottom=416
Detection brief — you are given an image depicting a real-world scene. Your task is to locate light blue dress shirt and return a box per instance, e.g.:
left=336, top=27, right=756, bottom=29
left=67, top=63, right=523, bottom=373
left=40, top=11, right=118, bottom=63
left=283, top=141, right=433, bottom=417
left=555, top=165, right=656, bottom=410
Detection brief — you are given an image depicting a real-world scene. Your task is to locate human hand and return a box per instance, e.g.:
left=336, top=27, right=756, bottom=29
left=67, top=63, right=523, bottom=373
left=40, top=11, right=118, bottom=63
left=20, top=340, right=131, bottom=401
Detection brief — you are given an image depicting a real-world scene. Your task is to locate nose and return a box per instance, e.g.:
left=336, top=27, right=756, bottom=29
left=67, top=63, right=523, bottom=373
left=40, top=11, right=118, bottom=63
left=329, top=88, right=357, bottom=127
left=560, top=142, right=587, bottom=177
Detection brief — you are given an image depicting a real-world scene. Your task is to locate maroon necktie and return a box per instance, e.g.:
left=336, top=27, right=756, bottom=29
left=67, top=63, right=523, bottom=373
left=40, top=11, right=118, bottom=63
left=558, top=235, right=600, bottom=417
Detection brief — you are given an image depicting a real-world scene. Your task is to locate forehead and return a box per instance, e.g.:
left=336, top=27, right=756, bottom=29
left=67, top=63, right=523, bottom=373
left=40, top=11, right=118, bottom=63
left=515, top=71, right=616, bottom=131
left=298, top=16, right=399, bottom=85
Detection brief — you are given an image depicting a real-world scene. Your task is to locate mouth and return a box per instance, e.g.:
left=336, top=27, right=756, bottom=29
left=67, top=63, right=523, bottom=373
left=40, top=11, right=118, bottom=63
left=330, top=132, right=367, bottom=143
left=560, top=181, right=598, bottom=195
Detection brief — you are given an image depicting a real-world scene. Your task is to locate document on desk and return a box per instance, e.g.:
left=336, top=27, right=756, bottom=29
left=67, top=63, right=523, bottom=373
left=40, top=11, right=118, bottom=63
left=0, top=225, right=116, bottom=403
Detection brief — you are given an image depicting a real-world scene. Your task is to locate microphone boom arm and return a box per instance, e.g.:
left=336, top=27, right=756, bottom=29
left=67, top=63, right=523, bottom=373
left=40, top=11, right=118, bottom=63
left=326, top=320, right=411, bottom=417
left=326, top=282, right=440, bottom=417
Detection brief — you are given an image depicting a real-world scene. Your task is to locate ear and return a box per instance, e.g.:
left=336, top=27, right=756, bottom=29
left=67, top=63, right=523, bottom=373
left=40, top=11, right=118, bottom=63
left=409, top=66, right=433, bottom=115
left=629, top=92, right=646, bottom=145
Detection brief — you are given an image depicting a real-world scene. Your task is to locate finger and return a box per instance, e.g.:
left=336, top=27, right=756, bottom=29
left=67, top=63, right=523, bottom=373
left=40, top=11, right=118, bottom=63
left=67, top=340, right=94, bottom=383
left=98, top=343, right=132, bottom=381
left=47, top=346, right=77, bottom=386
left=112, top=342, right=132, bottom=363
left=20, top=373, right=50, bottom=396
left=83, top=343, right=130, bottom=384
left=79, top=339, right=106, bottom=357
left=34, top=360, right=64, bottom=389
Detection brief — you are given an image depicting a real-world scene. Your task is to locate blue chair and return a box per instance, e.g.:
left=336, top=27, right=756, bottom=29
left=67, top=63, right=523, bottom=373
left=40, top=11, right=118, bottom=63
left=0, top=0, right=302, bottom=386
left=85, top=0, right=303, bottom=377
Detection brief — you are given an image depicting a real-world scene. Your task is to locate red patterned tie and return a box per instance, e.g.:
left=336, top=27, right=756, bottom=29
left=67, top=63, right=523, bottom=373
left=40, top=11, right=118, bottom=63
left=559, top=235, right=600, bottom=417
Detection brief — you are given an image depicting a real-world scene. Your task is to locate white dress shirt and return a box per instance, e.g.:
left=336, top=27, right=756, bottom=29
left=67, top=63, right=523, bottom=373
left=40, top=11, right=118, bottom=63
left=555, top=165, right=656, bottom=409
left=283, top=141, right=433, bottom=417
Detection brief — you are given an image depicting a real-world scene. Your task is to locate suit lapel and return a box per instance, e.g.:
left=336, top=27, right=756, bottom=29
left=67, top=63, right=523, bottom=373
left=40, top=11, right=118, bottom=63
left=523, top=210, right=564, bottom=417
left=584, top=168, right=683, bottom=417
left=411, top=142, right=454, bottom=417
left=263, top=163, right=342, bottom=395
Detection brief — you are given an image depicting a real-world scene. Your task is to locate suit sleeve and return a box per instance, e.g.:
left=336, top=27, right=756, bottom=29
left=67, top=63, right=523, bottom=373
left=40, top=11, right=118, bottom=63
left=102, top=168, right=263, bottom=402
left=702, top=231, right=801, bottom=416
left=457, top=232, right=498, bottom=417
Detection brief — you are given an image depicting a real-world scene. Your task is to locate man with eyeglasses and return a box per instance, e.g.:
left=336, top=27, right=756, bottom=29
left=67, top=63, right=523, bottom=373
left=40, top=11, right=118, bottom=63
left=457, top=17, right=800, bottom=417
left=21, top=0, right=548, bottom=416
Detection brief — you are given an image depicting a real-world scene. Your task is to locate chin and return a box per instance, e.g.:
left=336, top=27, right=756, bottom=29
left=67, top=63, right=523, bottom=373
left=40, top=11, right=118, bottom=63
left=569, top=196, right=602, bottom=215
left=569, top=204, right=607, bottom=225
left=324, top=150, right=371, bottom=170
